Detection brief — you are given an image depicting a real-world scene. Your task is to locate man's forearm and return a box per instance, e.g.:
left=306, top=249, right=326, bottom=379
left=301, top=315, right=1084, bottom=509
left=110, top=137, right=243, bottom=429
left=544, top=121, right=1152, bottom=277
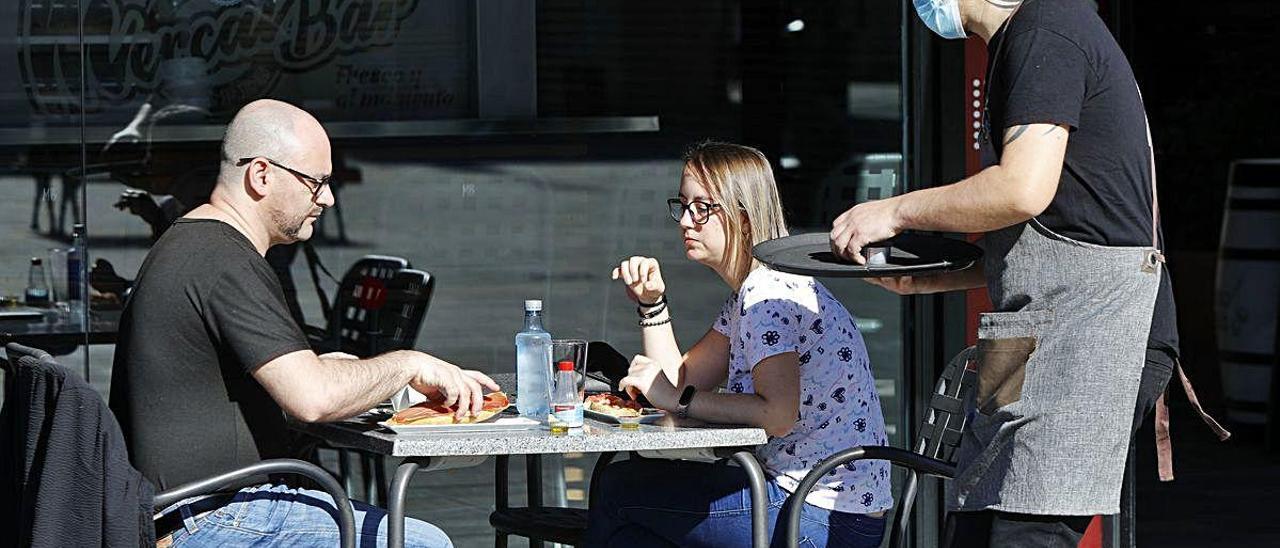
left=919, top=262, right=987, bottom=293
left=311, top=351, right=417, bottom=421
left=895, top=165, right=1039, bottom=234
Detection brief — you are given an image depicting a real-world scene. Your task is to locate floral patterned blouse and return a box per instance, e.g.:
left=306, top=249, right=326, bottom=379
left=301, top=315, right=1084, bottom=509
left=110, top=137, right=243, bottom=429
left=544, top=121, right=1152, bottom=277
left=713, top=267, right=892, bottom=514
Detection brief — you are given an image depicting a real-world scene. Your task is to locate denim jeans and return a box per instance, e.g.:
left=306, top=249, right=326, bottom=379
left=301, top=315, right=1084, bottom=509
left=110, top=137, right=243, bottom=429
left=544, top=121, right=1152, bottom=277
left=584, top=457, right=885, bottom=548
left=158, top=483, right=452, bottom=548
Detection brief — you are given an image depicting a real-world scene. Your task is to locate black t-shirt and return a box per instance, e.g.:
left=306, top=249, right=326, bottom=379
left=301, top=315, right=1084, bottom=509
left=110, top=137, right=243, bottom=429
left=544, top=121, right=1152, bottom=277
left=108, top=219, right=311, bottom=489
left=983, top=0, right=1178, bottom=355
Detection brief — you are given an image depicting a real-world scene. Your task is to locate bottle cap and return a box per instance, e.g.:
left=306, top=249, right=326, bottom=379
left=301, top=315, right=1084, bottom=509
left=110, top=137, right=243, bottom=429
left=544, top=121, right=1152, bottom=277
left=30, top=257, right=41, bottom=265
left=557, top=360, right=574, bottom=371
left=524, top=300, right=543, bottom=312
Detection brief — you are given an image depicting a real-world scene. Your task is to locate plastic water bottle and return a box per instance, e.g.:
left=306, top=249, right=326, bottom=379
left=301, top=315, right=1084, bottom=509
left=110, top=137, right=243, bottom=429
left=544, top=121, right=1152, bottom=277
left=516, top=299, right=552, bottom=418
left=24, top=257, right=50, bottom=307
left=549, top=360, right=584, bottom=433
left=67, top=223, right=86, bottom=312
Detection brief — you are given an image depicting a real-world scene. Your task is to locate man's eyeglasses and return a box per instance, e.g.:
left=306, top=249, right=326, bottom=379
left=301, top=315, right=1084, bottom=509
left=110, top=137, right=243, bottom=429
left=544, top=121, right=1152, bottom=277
left=236, top=157, right=331, bottom=200
left=667, top=198, right=723, bottom=225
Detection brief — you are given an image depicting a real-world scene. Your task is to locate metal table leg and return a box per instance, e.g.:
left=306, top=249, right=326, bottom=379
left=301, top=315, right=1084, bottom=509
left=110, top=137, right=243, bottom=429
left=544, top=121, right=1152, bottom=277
left=375, top=454, right=389, bottom=506
left=526, top=454, right=544, bottom=548
left=388, top=458, right=429, bottom=548
left=730, top=450, right=769, bottom=548
left=362, top=453, right=378, bottom=504
left=338, top=449, right=355, bottom=497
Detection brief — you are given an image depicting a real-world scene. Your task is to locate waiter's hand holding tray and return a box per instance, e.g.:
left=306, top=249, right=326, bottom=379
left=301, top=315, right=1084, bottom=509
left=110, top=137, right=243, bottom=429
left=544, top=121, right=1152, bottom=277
left=752, top=232, right=982, bottom=278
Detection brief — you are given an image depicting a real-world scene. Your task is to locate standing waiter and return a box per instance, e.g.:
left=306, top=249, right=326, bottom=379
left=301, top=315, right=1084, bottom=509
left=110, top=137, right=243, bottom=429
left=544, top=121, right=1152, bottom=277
left=828, top=0, right=1196, bottom=545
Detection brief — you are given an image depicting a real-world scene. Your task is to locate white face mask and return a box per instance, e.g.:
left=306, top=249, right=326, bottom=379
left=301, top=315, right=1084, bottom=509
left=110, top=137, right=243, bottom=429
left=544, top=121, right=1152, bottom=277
left=913, top=0, right=967, bottom=40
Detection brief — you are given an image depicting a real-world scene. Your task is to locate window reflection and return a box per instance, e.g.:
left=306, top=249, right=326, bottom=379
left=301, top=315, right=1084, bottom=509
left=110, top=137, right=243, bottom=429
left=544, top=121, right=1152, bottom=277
left=1, top=1, right=906, bottom=541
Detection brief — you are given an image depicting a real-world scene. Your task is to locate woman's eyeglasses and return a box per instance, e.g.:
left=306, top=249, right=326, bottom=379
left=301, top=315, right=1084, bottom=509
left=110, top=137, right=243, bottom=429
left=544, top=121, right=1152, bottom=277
left=667, top=198, right=723, bottom=225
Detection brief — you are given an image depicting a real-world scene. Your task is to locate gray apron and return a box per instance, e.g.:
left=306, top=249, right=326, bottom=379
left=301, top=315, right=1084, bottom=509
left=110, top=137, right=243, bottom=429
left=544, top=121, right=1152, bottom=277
left=949, top=101, right=1165, bottom=516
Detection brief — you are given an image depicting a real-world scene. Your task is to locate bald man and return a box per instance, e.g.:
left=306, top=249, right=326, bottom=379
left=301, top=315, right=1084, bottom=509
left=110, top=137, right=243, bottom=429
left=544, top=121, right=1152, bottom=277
left=109, top=100, right=475, bottom=547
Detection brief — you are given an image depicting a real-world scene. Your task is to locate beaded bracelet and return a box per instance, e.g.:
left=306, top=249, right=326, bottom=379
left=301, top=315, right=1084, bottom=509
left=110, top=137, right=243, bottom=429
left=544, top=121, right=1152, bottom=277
left=637, top=303, right=667, bottom=319
left=639, top=316, right=672, bottom=328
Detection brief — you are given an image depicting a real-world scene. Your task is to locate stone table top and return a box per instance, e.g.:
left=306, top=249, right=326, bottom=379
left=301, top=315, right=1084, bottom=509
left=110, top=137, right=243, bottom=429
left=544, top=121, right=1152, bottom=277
left=293, top=373, right=767, bottom=459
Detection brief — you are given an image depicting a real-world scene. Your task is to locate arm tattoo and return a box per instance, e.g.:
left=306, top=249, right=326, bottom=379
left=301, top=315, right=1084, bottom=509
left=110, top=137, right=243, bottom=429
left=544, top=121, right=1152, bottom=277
left=1002, top=125, right=1029, bottom=145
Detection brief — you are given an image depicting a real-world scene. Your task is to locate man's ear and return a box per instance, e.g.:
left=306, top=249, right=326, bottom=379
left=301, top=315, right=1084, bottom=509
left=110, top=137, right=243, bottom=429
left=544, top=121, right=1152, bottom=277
left=244, top=160, right=270, bottom=199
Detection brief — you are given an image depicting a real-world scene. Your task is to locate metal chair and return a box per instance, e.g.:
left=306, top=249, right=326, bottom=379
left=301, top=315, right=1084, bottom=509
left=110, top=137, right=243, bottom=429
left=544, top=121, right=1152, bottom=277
left=490, top=452, right=619, bottom=547
left=372, top=268, right=436, bottom=355
left=347, top=267, right=436, bottom=503
left=305, top=255, right=417, bottom=356
left=488, top=340, right=628, bottom=547
left=1, top=342, right=356, bottom=548
left=784, top=346, right=977, bottom=548
left=304, top=256, right=436, bottom=505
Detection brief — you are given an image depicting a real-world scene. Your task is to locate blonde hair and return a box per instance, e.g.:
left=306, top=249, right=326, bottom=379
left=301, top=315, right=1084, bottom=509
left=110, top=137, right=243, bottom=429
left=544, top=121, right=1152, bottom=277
left=682, top=141, right=789, bottom=284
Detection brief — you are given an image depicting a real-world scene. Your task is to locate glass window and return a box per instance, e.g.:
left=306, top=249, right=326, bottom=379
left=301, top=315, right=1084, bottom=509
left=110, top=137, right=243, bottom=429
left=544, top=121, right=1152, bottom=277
left=1, top=0, right=96, bottom=382
left=2, top=1, right=908, bottom=544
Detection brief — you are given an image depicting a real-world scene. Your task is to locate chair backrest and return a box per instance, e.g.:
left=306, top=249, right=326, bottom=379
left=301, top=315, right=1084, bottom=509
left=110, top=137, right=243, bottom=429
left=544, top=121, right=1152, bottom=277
left=883, top=346, right=976, bottom=548
left=3, top=342, right=153, bottom=547
left=4, top=342, right=52, bottom=373
left=2, top=342, right=51, bottom=416
left=914, top=346, right=977, bottom=464
left=367, top=268, right=435, bottom=355
left=0, top=342, right=51, bottom=533
left=326, top=255, right=410, bottom=357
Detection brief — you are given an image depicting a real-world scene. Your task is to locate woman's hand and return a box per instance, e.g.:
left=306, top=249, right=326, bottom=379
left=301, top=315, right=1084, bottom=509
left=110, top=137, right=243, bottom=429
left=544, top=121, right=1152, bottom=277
left=619, top=354, right=678, bottom=410
left=611, top=256, right=666, bottom=304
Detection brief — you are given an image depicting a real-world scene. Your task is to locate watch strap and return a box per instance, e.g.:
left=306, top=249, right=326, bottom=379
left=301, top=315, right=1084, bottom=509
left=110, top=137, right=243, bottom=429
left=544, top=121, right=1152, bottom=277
left=676, top=385, right=696, bottom=419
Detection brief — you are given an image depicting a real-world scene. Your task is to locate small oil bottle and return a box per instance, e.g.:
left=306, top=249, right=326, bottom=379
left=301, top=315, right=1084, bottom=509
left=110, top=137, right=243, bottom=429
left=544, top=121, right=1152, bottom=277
left=548, top=360, right=583, bottom=435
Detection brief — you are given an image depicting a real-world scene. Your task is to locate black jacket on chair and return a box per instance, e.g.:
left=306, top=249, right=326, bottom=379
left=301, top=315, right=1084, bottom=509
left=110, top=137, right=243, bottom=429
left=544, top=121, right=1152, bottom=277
left=1, top=354, right=155, bottom=548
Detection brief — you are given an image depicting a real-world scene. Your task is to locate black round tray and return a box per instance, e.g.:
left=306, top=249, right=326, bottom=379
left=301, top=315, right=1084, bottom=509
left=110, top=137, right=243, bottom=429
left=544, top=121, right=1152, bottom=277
left=752, top=232, right=982, bottom=278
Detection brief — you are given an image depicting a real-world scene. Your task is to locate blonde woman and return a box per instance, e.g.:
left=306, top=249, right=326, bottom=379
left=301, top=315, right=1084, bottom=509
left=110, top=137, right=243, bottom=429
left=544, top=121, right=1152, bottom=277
left=585, top=142, right=890, bottom=547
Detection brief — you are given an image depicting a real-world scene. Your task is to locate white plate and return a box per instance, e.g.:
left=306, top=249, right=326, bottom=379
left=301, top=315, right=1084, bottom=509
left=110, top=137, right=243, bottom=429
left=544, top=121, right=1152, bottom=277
left=584, top=407, right=666, bottom=425
left=379, top=414, right=541, bottom=434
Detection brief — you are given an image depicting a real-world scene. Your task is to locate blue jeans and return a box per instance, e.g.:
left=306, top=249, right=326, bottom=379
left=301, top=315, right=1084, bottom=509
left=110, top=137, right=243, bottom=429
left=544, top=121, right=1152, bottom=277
left=584, top=457, right=885, bottom=548
left=158, top=484, right=452, bottom=548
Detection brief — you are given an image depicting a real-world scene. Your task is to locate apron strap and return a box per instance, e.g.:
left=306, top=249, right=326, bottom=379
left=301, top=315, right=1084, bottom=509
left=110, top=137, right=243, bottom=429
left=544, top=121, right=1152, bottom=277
left=1155, top=358, right=1232, bottom=481
left=1137, top=85, right=1161, bottom=251
left=1144, top=119, right=1160, bottom=250
left=1133, top=87, right=1221, bottom=482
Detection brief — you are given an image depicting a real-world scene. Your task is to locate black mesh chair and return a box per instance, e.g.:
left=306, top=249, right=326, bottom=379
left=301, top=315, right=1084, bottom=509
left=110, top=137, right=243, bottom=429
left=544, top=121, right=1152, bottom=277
left=306, top=255, right=420, bottom=356
left=1, top=342, right=356, bottom=548
left=784, top=347, right=976, bottom=548
left=489, top=452, right=620, bottom=547
left=347, top=267, right=436, bottom=503
left=374, top=268, right=436, bottom=355
left=305, top=256, right=436, bottom=505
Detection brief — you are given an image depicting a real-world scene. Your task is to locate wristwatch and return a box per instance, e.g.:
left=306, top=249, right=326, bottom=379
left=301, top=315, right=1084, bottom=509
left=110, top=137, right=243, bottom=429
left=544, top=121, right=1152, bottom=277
left=676, top=385, right=697, bottom=419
